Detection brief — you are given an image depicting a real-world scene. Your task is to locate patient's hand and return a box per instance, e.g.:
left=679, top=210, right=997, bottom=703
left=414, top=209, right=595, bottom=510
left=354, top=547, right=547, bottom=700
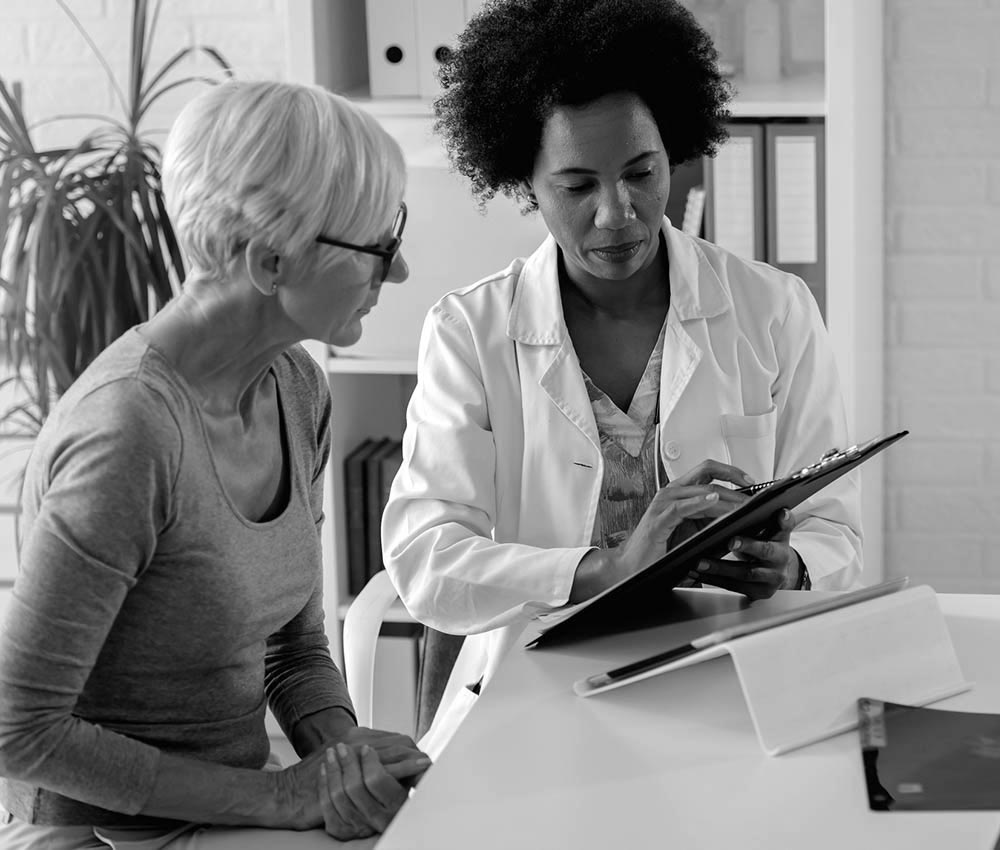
left=276, top=738, right=430, bottom=834
left=291, top=708, right=431, bottom=786
left=338, top=726, right=431, bottom=788
left=317, top=744, right=411, bottom=840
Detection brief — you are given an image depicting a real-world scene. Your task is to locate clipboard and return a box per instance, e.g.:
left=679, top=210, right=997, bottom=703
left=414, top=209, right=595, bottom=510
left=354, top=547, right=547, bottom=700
left=526, top=429, right=909, bottom=649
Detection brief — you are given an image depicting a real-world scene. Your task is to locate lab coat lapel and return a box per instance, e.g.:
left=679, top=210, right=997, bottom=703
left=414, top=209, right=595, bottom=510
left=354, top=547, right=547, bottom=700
left=508, top=236, right=600, bottom=451
left=508, top=237, right=601, bottom=547
left=657, top=221, right=734, bottom=476
left=660, top=313, right=702, bottom=424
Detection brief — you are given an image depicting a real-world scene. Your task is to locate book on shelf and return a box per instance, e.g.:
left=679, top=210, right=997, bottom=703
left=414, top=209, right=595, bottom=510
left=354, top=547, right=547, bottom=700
left=344, top=437, right=388, bottom=596
left=378, top=441, right=404, bottom=570
left=344, top=436, right=404, bottom=596
left=365, top=439, right=402, bottom=586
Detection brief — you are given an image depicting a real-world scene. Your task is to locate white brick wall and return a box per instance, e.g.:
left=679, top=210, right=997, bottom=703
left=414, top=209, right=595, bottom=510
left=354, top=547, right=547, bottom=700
left=0, top=0, right=289, bottom=149
left=886, top=0, right=1000, bottom=591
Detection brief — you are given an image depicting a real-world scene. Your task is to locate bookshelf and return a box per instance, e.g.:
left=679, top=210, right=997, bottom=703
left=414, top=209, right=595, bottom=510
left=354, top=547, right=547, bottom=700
left=284, top=0, right=885, bottom=661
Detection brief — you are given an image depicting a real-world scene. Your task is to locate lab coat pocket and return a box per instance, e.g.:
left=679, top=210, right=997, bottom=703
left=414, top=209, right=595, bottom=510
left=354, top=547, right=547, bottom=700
left=720, top=407, right=777, bottom=482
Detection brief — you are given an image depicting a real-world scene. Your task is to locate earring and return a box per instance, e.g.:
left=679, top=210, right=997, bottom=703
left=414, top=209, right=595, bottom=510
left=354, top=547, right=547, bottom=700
left=271, top=281, right=279, bottom=295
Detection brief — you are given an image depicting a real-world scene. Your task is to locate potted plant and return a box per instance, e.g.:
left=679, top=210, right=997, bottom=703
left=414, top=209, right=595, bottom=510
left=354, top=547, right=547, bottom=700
left=0, top=0, right=231, bottom=438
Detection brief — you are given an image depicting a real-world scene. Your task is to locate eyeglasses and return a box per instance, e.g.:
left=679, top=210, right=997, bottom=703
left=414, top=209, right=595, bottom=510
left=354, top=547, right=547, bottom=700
left=315, top=202, right=407, bottom=283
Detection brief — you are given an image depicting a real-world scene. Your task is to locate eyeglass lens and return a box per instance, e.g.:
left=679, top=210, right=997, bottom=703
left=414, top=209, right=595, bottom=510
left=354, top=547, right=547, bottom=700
left=381, top=204, right=407, bottom=281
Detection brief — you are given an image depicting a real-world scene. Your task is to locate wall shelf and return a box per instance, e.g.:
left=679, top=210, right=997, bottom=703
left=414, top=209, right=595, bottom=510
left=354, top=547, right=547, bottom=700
left=728, top=71, right=825, bottom=118
left=327, top=356, right=418, bottom=376
left=341, top=71, right=826, bottom=120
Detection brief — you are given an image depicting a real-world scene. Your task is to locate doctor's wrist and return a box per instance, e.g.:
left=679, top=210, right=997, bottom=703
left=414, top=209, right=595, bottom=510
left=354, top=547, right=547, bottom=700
left=788, top=551, right=811, bottom=591
left=570, top=548, right=623, bottom=604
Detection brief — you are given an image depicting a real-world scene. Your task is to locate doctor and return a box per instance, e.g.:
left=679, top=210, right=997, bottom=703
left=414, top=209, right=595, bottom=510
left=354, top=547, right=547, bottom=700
left=382, top=0, right=862, bottom=753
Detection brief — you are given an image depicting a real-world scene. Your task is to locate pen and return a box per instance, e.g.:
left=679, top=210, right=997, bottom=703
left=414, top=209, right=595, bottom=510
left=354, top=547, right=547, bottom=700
left=582, top=638, right=715, bottom=689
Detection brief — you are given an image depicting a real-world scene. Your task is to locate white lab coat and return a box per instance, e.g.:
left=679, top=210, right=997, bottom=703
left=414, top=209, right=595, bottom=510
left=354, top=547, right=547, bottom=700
left=382, top=220, right=862, bottom=751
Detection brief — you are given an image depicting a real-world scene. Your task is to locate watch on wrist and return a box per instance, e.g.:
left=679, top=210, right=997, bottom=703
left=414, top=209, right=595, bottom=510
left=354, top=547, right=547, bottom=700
left=795, top=555, right=811, bottom=590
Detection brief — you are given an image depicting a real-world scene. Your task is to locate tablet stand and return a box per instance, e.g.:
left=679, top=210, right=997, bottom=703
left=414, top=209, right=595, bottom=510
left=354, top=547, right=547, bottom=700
left=723, top=584, right=969, bottom=755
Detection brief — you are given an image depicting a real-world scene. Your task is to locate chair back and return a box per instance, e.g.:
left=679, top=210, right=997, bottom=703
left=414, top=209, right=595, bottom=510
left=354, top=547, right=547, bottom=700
left=342, top=569, right=400, bottom=727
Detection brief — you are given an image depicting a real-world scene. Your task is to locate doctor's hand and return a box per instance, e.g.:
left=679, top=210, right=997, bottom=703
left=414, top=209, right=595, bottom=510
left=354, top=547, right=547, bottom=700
left=691, top=508, right=804, bottom=600
left=570, top=460, right=752, bottom=603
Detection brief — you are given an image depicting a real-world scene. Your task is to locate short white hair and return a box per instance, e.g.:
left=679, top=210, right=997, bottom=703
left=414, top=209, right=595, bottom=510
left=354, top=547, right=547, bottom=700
left=162, top=80, right=406, bottom=279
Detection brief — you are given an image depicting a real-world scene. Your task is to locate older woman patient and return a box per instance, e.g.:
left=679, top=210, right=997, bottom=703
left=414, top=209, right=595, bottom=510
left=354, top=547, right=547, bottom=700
left=0, top=80, right=427, bottom=848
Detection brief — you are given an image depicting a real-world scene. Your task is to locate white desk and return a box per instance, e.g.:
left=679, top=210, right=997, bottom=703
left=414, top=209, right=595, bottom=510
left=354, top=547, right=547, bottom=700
left=379, top=590, right=1000, bottom=849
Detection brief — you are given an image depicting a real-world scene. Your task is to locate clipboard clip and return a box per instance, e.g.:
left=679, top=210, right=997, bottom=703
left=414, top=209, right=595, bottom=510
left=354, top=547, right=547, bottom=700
left=736, top=438, right=879, bottom=495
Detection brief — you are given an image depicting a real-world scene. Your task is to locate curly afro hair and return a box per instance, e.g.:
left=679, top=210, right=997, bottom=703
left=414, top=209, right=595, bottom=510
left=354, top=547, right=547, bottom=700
left=434, top=0, right=733, bottom=208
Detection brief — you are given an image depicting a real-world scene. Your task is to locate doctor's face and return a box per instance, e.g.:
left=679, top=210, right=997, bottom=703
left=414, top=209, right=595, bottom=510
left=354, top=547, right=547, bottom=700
left=527, top=91, right=671, bottom=287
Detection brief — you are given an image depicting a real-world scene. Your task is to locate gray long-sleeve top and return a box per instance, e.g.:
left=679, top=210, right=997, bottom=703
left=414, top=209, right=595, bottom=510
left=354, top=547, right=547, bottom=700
left=0, top=330, right=354, bottom=826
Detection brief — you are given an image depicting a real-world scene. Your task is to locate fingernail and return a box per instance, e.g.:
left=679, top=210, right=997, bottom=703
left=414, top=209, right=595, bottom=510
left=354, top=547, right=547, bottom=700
left=326, top=747, right=336, bottom=763
left=731, top=538, right=742, bottom=550
left=782, top=509, right=791, bottom=520
left=697, top=560, right=709, bottom=572
left=360, top=744, right=372, bottom=755
left=416, top=757, right=432, bottom=766
left=336, top=743, right=349, bottom=758
left=705, top=492, right=718, bottom=502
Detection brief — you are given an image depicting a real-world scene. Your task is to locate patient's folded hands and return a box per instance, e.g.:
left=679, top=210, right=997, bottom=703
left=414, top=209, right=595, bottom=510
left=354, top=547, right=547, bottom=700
left=317, top=744, right=412, bottom=841
left=276, top=734, right=431, bottom=838
left=337, top=725, right=432, bottom=788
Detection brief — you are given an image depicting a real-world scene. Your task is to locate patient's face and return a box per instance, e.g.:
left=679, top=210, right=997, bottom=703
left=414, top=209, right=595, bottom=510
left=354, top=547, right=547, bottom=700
left=528, top=91, right=671, bottom=288
left=286, top=228, right=409, bottom=348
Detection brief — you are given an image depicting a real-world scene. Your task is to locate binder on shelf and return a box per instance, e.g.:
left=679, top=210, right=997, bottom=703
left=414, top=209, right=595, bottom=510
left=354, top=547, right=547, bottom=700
left=365, top=0, right=420, bottom=97
left=344, top=437, right=389, bottom=596
left=680, top=186, right=706, bottom=237
left=704, top=122, right=766, bottom=262
left=764, top=121, right=826, bottom=316
left=365, top=439, right=399, bottom=584
left=415, top=0, right=465, bottom=99
left=575, top=583, right=970, bottom=757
